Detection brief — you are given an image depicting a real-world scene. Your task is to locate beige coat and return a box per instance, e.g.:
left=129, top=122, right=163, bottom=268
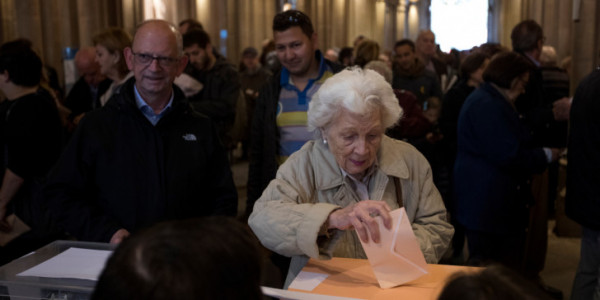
left=248, top=136, right=453, bottom=287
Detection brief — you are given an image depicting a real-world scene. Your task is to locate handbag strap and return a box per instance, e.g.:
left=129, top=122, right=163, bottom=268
left=393, top=177, right=404, bottom=208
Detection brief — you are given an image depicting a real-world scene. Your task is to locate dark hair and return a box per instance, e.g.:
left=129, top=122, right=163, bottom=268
left=0, top=39, right=43, bottom=87
left=511, top=20, right=544, bottom=53
left=183, top=29, right=211, bottom=49
left=483, top=52, right=533, bottom=89
left=338, top=47, right=353, bottom=66
left=92, top=217, right=263, bottom=300
left=477, top=42, right=508, bottom=57
left=354, top=39, right=380, bottom=68
left=178, top=19, right=203, bottom=31
left=394, top=39, right=415, bottom=53
left=272, top=10, right=314, bottom=38
left=438, top=265, right=551, bottom=300
left=459, top=52, right=489, bottom=79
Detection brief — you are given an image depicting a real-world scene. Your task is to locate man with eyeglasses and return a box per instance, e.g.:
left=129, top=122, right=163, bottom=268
left=45, top=20, right=237, bottom=245
left=182, top=29, right=241, bottom=150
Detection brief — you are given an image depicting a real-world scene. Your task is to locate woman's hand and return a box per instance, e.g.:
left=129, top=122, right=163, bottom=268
left=327, top=200, right=392, bottom=243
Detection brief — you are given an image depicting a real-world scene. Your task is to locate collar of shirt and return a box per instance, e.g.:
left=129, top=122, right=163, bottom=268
left=280, top=50, right=327, bottom=91
left=133, top=84, right=174, bottom=126
left=524, top=53, right=541, bottom=67
left=340, top=160, right=379, bottom=201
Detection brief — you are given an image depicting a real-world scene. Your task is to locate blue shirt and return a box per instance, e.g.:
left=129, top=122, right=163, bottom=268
left=134, top=85, right=173, bottom=126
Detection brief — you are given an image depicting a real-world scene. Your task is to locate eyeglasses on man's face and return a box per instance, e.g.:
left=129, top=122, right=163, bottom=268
left=131, top=51, right=180, bottom=67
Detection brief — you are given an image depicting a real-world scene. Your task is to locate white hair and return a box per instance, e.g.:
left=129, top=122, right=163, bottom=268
left=307, top=67, right=403, bottom=138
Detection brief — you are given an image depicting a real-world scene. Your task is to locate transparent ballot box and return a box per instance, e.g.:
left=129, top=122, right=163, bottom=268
left=0, top=240, right=115, bottom=300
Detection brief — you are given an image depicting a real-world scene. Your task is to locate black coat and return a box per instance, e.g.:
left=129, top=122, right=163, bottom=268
left=45, top=77, right=237, bottom=242
left=566, top=68, right=600, bottom=230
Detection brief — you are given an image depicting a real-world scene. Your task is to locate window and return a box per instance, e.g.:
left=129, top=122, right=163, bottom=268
left=430, top=0, right=488, bottom=52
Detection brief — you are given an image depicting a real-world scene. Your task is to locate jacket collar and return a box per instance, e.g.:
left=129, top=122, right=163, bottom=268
left=312, top=135, right=410, bottom=191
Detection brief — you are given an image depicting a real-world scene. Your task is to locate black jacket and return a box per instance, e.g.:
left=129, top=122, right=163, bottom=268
left=566, top=68, right=600, bottom=230
left=64, top=76, right=111, bottom=120
left=45, top=77, right=237, bottom=242
left=246, top=57, right=343, bottom=215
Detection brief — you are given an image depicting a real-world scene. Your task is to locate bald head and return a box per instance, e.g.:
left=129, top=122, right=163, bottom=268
left=75, top=46, right=104, bottom=87
left=416, top=30, right=436, bottom=59
left=124, top=19, right=188, bottom=108
left=134, top=20, right=184, bottom=57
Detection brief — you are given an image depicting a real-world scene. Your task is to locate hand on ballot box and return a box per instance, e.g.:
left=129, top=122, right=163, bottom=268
left=358, top=207, right=428, bottom=289
left=328, top=200, right=392, bottom=243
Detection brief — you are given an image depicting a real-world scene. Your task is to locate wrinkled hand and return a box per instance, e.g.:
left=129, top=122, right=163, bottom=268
left=109, top=229, right=130, bottom=244
left=0, top=205, right=11, bottom=232
left=328, top=200, right=392, bottom=243
left=553, top=97, right=571, bottom=121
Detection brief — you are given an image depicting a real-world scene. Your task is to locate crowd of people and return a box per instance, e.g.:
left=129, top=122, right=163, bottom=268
left=0, top=8, right=596, bottom=300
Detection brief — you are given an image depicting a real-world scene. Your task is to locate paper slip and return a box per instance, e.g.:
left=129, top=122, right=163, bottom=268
left=358, top=207, right=428, bottom=289
left=17, top=247, right=113, bottom=281
left=261, top=286, right=364, bottom=300
left=288, top=271, right=329, bottom=291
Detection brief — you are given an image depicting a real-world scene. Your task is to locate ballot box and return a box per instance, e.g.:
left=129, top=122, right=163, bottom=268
left=0, top=240, right=115, bottom=300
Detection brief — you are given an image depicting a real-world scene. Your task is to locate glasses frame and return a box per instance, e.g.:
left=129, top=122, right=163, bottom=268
left=131, top=51, right=180, bottom=68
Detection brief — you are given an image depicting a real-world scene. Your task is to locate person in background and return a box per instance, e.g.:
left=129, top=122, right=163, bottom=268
left=338, top=46, right=353, bottom=67
left=64, top=47, right=112, bottom=129
left=239, top=46, right=271, bottom=159
left=183, top=29, right=241, bottom=150
left=0, top=39, right=64, bottom=265
left=324, top=47, right=339, bottom=63
left=178, top=18, right=203, bottom=34
left=454, top=52, right=559, bottom=276
left=249, top=68, right=453, bottom=288
left=353, top=39, right=379, bottom=68
left=438, top=51, right=490, bottom=264
left=565, top=66, right=600, bottom=300
left=93, top=27, right=133, bottom=107
left=45, top=20, right=237, bottom=245
left=93, top=217, right=263, bottom=300
left=392, top=39, right=442, bottom=107
left=415, top=30, right=447, bottom=84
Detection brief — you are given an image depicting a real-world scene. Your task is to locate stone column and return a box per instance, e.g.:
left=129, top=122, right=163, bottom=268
left=383, top=0, right=399, bottom=53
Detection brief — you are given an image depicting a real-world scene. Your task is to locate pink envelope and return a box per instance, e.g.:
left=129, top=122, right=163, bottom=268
left=358, top=207, right=428, bottom=289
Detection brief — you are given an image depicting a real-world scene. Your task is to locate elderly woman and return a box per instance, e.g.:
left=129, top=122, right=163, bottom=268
left=249, top=68, right=453, bottom=287
left=454, top=52, right=560, bottom=269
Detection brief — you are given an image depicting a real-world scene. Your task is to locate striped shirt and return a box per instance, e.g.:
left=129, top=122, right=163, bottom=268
left=277, top=51, right=335, bottom=163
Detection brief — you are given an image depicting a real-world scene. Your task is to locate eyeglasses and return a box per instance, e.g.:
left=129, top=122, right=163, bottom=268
left=131, top=51, right=179, bottom=67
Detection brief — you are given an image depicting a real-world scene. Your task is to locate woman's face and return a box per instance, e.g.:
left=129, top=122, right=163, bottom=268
left=508, top=72, right=530, bottom=101
left=324, top=108, right=384, bottom=180
left=95, top=44, right=118, bottom=76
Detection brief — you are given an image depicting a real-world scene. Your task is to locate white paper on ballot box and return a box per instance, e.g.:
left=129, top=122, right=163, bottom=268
left=358, top=207, right=428, bottom=289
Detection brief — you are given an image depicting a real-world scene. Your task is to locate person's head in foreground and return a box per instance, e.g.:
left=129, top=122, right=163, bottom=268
left=438, top=265, right=551, bottom=300
left=92, top=217, right=262, bottom=300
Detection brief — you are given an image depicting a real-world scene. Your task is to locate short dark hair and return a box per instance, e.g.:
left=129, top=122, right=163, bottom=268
left=483, top=52, right=533, bottom=89
left=0, top=39, right=42, bottom=87
left=459, top=52, right=489, bottom=79
left=178, top=19, right=203, bottom=31
left=438, top=265, right=551, bottom=300
left=272, top=10, right=314, bottom=38
left=92, top=217, right=263, bottom=300
left=183, top=29, right=211, bottom=49
left=511, top=20, right=544, bottom=53
left=394, top=39, right=415, bottom=53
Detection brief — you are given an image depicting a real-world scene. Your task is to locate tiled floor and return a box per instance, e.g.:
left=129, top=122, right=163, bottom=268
left=231, top=158, right=582, bottom=299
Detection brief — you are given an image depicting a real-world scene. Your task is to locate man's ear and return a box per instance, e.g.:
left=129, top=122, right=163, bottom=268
left=206, top=43, right=214, bottom=57
left=0, top=70, right=10, bottom=83
left=311, top=32, right=318, bottom=49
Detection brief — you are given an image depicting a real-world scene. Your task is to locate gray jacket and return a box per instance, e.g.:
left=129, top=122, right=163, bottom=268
left=248, top=136, right=453, bottom=286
